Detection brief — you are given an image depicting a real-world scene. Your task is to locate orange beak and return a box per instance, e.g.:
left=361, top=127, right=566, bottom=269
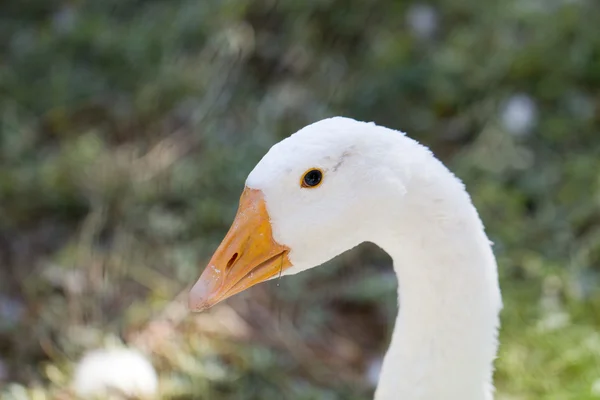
left=188, top=187, right=291, bottom=312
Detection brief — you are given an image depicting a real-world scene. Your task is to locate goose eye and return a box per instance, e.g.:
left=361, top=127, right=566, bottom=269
left=301, top=169, right=323, bottom=188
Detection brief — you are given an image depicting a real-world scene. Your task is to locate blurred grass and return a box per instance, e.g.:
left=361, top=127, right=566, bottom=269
left=1, top=0, right=600, bottom=399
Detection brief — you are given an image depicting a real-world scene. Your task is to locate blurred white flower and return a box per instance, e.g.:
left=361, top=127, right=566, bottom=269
left=406, top=4, right=438, bottom=39
left=72, top=348, right=158, bottom=398
left=501, top=94, right=538, bottom=136
left=536, top=311, right=570, bottom=332
left=537, top=275, right=570, bottom=332
left=221, top=22, right=255, bottom=58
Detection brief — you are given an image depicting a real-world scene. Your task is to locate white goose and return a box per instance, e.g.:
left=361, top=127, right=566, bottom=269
left=189, top=117, right=503, bottom=400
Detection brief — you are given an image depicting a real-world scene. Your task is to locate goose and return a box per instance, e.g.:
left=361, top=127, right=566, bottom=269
left=188, top=117, right=503, bottom=400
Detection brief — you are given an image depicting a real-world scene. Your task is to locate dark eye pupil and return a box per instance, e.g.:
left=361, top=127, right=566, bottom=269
left=304, top=170, right=322, bottom=187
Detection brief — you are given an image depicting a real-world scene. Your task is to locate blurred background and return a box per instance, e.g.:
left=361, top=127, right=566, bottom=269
left=1, top=0, right=600, bottom=399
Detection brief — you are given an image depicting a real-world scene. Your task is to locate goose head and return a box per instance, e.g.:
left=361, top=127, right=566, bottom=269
left=188, top=117, right=502, bottom=399
left=189, top=117, right=413, bottom=311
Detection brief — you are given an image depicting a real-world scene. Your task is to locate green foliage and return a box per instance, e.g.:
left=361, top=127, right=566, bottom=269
left=1, top=0, right=600, bottom=399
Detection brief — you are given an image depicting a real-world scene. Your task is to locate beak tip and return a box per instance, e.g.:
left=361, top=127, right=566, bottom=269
left=188, top=295, right=213, bottom=313
left=187, top=296, right=202, bottom=313
left=188, top=281, right=207, bottom=312
left=188, top=275, right=220, bottom=312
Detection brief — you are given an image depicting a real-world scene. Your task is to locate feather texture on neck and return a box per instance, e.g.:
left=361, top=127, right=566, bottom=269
left=371, top=151, right=502, bottom=399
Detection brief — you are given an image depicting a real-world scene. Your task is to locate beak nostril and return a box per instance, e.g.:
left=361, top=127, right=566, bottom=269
left=226, top=253, right=238, bottom=269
